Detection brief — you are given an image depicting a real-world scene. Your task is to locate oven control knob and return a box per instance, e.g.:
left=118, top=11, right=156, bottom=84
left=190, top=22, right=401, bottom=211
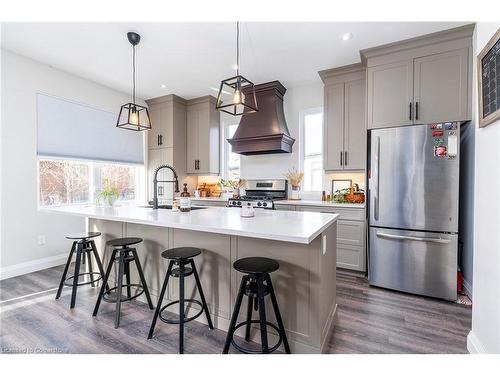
left=257, top=202, right=262, bottom=207
left=232, top=201, right=236, bottom=206
left=237, top=201, right=241, bottom=206
left=263, top=202, right=267, bottom=207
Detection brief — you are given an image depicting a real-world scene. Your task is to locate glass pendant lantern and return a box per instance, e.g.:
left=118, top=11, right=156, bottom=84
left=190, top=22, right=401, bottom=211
left=216, top=22, right=258, bottom=116
left=117, top=32, right=152, bottom=131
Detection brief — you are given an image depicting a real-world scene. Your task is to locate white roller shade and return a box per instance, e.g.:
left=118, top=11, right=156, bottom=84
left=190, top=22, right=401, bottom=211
left=37, top=93, right=144, bottom=164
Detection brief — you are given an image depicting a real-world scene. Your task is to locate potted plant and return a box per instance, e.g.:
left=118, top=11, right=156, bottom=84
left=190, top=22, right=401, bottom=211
left=284, top=168, right=304, bottom=200
left=96, top=180, right=120, bottom=207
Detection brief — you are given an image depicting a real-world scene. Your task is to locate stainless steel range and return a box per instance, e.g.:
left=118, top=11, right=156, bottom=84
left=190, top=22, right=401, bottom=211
left=227, top=179, right=287, bottom=209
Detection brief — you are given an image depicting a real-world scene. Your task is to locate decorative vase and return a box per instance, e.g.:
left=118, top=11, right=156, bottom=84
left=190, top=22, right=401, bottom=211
left=291, top=185, right=301, bottom=200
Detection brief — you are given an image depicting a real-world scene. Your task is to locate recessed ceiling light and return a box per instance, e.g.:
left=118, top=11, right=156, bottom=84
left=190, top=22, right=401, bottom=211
left=341, top=33, right=353, bottom=41
left=160, top=84, right=167, bottom=89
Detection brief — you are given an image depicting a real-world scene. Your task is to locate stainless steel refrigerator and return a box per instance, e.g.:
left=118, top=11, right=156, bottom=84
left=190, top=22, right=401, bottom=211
left=368, top=122, right=460, bottom=301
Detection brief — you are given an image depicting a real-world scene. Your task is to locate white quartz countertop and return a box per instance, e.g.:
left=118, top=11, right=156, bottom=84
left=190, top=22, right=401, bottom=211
left=41, top=205, right=338, bottom=244
left=274, top=200, right=365, bottom=209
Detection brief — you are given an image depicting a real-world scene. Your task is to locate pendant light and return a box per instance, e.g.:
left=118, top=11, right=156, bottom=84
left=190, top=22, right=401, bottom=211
left=215, top=22, right=258, bottom=116
left=116, top=32, right=152, bottom=131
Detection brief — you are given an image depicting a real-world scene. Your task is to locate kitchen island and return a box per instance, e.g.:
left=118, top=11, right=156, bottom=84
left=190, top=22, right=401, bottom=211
left=42, top=205, right=338, bottom=353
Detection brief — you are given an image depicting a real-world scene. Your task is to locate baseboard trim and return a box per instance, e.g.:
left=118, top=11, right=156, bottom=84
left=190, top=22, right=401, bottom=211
left=0, top=253, right=68, bottom=281
left=463, top=278, right=473, bottom=300
left=467, top=330, right=486, bottom=353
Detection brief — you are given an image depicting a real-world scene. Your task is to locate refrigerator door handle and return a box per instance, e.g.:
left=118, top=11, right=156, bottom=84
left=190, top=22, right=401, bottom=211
left=376, top=232, right=451, bottom=244
left=373, top=136, right=380, bottom=220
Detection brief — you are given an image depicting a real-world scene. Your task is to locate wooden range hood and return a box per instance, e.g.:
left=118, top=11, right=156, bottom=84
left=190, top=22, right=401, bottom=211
left=227, top=81, right=295, bottom=155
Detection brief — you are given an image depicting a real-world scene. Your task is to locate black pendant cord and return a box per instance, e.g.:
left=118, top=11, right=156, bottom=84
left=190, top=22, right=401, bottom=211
left=132, top=44, right=136, bottom=105
left=236, top=21, right=240, bottom=77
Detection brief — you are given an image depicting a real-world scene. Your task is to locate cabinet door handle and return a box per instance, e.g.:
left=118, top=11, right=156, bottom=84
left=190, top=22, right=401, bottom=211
left=409, top=102, right=412, bottom=121
left=194, top=160, right=197, bottom=170
left=415, top=102, right=419, bottom=121
left=197, top=160, right=200, bottom=170
left=157, top=134, right=160, bottom=146
left=344, top=151, right=348, bottom=166
left=340, top=151, right=343, bottom=166
left=159, top=134, right=163, bottom=146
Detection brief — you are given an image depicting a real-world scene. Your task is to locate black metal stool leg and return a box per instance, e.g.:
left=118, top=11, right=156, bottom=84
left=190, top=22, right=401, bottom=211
left=70, top=242, right=83, bottom=309
left=131, top=248, right=154, bottom=309
left=256, top=275, right=269, bottom=353
left=148, top=261, right=173, bottom=339
left=244, top=296, right=254, bottom=342
left=86, top=242, right=96, bottom=287
left=93, top=249, right=116, bottom=317
left=56, top=241, right=76, bottom=300
left=90, top=240, right=109, bottom=291
left=178, top=262, right=185, bottom=354
left=190, top=259, right=214, bottom=329
left=266, top=274, right=291, bottom=354
left=222, top=275, right=248, bottom=354
left=124, top=255, right=131, bottom=298
left=115, top=250, right=125, bottom=328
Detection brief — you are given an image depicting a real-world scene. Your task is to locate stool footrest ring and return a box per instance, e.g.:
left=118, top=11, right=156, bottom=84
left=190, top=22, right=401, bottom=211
left=230, top=320, right=283, bottom=354
left=63, top=272, right=103, bottom=287
left=102, top=284, right=144, bottom=303
left=159, top=299, right=204, bottom=324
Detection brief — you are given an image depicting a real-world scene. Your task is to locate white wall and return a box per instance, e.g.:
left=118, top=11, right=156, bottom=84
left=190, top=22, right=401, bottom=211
left=0, top=49, right=144, bottom=279
left=467, top=22, right=500, bottom=354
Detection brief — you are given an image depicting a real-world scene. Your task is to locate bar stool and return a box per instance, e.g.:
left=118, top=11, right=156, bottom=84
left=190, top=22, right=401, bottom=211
left=92, top=237, right=154, bottom=328
left=222, top=257, right=291, bottom=354
left=56, top=232, right=107, bottom=309
left=148, top=247, right=213, bottom=354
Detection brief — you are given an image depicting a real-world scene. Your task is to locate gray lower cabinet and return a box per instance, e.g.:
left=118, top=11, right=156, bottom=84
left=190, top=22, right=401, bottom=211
left=275, top=204, right=366, bottom=272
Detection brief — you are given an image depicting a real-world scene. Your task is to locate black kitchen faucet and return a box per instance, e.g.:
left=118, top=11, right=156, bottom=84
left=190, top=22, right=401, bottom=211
left=152, top=164, right=180, bottom=209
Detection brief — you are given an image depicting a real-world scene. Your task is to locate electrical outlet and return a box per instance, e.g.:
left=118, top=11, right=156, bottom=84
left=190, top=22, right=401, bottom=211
left=38, top=235, right=46, bottom=246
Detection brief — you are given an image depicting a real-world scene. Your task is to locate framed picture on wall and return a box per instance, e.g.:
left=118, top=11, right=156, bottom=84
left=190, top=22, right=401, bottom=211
left=478, top=27, right=500, bottom=128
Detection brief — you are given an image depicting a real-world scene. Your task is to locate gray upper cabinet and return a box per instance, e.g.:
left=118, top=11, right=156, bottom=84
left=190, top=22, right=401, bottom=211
left=413, top=48, right=469, bottom=124
left=319, top=63, right=366, bottom=172
left=362, top=24, right=474, bottom=129
left=324, top=83, right=344, bottom=170
left=367, top=60, right=413, bottom=129
left=186, top=96, right=220, bottom=175
left=344, top=78, right=367, bottom=170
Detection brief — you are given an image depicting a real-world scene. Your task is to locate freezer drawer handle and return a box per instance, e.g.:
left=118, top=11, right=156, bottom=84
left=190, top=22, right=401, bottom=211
left=376, top=232, right=451, bottom=244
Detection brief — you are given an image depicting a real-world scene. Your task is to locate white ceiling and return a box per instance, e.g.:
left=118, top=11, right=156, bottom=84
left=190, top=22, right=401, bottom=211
left=1, top=22, right=469, bottom=100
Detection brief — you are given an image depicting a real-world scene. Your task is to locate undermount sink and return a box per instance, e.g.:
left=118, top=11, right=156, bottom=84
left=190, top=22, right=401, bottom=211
left=142, top=204, right=207, bottom=211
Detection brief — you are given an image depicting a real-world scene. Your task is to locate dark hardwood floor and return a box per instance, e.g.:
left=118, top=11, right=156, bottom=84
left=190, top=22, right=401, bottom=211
left=0, top=265, right=471, bottom=354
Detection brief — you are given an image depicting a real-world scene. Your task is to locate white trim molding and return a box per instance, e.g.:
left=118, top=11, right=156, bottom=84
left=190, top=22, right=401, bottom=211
left=0, top=253, right=68, bottom=281
left=467, top=330, right=487, bottom=354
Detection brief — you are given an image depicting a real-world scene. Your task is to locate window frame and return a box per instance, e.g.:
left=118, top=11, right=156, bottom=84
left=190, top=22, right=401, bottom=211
left=299, top=107, right=324, bottom=193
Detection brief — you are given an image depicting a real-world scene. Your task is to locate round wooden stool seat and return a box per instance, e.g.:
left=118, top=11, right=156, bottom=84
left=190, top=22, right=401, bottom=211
left=233, top=257, right=279, bottom=275
left=106, top=237, right=143, bottom=248
left=161, top=247, right=202, bottom=260
left=65, top=232, right=101, bottom=240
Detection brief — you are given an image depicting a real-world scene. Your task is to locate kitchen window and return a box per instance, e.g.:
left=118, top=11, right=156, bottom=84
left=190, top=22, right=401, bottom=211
left=38, top=158, right=143, bottom=207
left=223, top=123, right=241, bottom=180
left=300, top=108, right=323, bottom=192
